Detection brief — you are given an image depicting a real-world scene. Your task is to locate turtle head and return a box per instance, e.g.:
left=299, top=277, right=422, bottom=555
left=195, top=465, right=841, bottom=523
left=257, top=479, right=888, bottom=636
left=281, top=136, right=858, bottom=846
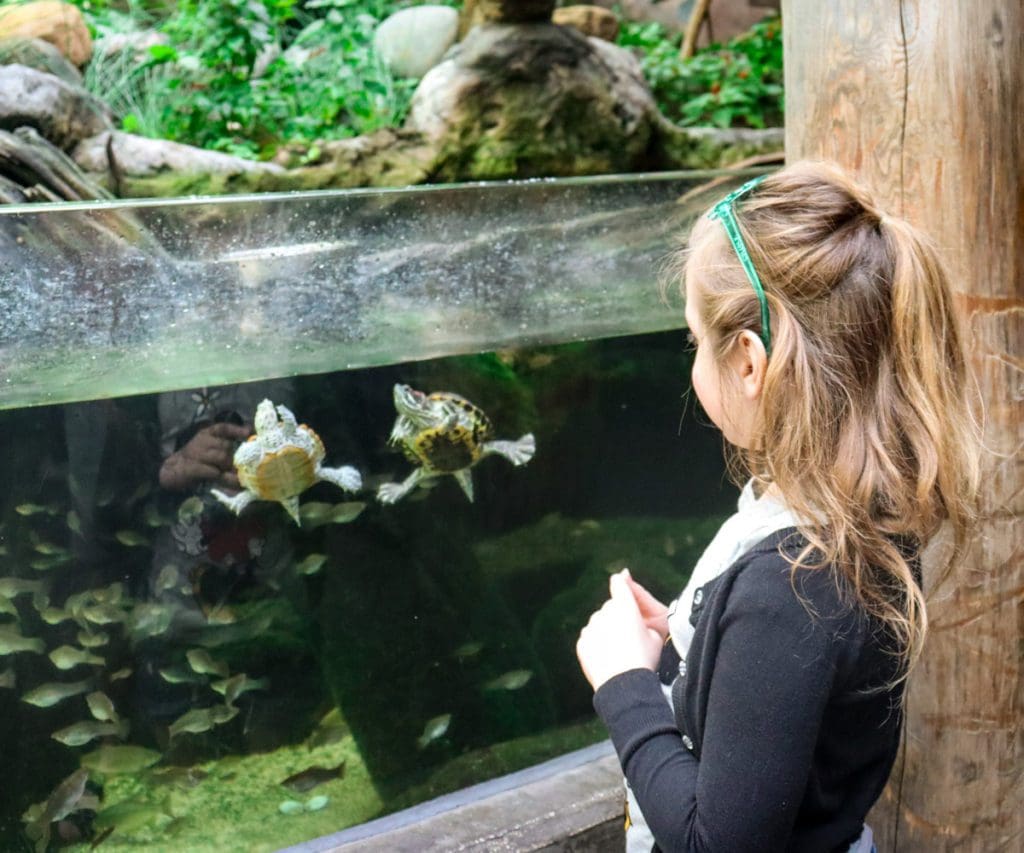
left=253, top=399, right=279, bottom=434
left=392, top=384, right=434, bottom=427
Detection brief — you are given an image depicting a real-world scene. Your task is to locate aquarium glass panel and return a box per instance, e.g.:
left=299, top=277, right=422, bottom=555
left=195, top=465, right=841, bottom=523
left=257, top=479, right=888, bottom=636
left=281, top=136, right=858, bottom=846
left=0, top=170, right=765, bottom=851
left=0, top=170, right=767, bottom=411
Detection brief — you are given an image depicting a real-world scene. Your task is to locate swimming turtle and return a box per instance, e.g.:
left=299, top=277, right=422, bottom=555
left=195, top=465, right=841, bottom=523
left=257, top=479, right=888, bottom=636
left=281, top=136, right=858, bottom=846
left=377, top=384, right=535, bottom=504
left=211, top=399, right=361, bottom=525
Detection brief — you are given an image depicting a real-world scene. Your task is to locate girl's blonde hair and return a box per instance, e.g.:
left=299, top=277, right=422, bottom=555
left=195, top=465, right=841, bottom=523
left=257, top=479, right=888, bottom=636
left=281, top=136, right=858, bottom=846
left=680, top=160, right=980, bottom=679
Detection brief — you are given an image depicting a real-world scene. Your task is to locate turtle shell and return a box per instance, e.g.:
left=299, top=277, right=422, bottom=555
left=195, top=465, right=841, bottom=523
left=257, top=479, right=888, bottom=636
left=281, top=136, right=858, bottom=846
left=237, top=427, right=325, bottom=501
left=402, top=393, right=493, bottom=473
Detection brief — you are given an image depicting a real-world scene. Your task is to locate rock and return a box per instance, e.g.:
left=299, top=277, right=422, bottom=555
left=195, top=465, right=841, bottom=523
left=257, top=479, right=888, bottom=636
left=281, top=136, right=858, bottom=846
left=73, top=130, right=284, bottom=180
left=0, top=36, right=82, bottom=85
left=0, top=1, right=91, bottom=66
left=459, top=0, right=555, bottom=35
left=0, top=64, right=110, bottom=151
left=93, top=30, right=168, bottom=61
left=406, top=24, right=659, bottom=180
left=373, top=6, right=459, bottom=79
left=552, top=5, right=620, bottom=41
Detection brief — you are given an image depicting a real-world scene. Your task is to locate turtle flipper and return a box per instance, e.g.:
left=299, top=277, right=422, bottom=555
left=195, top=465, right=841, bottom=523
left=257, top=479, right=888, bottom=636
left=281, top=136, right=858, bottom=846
left=318, top=465, right=362, bottom=493
left=453, top=469, right=475, bottom=503
left=211, top=488, right=256, bottom=517
left=377, top=468, right=428, bottom=505
left=281, top=496, right=302, bottom=526
left=482, top=433, right=535, bottom=466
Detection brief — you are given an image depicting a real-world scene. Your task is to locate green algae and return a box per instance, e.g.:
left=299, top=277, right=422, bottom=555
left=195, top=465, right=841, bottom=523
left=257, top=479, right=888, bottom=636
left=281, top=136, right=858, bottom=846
left=68, top=734, right=380, bottom=852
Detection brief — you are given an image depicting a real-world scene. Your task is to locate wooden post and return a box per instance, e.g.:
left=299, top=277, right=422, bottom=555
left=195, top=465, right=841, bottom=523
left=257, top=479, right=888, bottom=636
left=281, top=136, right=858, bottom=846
left=784, top=2, right=1022, bottom=849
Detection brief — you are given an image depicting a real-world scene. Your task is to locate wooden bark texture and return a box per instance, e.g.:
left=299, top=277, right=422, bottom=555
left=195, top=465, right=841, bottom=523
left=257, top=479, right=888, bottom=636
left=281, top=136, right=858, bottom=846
left=784, top=2, right=1022, bottom=850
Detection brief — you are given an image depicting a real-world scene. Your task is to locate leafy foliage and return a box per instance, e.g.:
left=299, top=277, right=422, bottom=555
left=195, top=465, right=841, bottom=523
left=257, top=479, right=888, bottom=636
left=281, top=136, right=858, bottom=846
left=72, top=0, right=456, bottom=159
left=617, top=15, right=783, bottom=129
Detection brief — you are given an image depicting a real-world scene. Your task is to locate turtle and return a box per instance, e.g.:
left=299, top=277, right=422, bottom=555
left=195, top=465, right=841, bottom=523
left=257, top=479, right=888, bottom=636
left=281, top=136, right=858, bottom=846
left=211, top=399, right=361, bottom=525
left=377, top=383, right=535, bottom=505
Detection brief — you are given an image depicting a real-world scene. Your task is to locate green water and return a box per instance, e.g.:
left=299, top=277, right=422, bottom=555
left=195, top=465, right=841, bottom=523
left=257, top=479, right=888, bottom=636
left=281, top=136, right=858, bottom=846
left=0, top=330, right=734, bottom=851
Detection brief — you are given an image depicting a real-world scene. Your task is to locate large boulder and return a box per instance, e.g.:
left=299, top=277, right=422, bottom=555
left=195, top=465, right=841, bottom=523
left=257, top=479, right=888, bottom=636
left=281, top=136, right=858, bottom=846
left=0, top=64, right=110, bottom=151
left=0, top=1, right=91, bottom=66
left=552, top=5, right=620, bottom=41
left=0, top=36, right=82, bottom=84
left=373, top=5, right=459, bottom=79
left=405, top=24, right=659, bottom=180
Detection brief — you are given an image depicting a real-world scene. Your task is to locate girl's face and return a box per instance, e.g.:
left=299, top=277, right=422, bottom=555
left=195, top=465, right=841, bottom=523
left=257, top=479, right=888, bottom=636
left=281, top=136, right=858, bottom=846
left=684, top=275, right=752, bottom=448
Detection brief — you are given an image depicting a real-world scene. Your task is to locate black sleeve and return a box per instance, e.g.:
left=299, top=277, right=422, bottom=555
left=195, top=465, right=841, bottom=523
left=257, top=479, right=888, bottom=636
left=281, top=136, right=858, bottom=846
left=593, top=554, right=842, bottom=852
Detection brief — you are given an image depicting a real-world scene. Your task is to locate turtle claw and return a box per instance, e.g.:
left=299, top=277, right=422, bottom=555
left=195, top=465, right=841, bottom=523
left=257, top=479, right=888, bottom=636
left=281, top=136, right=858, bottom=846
left=211, top=488, right=255, bottom=516
left=377, top=482, right=408, bottom=505
left=319, top=465, right=362, bottom=493
left=484, top=433, right=535, bottom=466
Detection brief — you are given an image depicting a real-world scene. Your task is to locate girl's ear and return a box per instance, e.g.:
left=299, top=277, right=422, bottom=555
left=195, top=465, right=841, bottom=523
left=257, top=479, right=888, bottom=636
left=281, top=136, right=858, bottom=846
left=731, top=330, right=768, bottom=401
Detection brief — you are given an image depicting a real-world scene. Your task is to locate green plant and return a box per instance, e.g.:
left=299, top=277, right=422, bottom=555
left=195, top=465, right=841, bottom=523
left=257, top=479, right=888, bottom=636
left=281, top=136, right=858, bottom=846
left=70, top=0, right=456, bottom=159
left=618, top=15, right=783, bottom=129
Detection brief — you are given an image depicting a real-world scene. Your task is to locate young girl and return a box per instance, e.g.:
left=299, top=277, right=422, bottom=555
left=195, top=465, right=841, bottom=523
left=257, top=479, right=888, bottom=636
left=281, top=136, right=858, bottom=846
left=576, top=161, right=979, bottom=852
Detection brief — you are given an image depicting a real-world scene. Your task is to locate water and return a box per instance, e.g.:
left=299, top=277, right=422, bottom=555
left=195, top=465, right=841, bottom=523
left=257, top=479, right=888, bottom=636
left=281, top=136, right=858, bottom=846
left=0, top=169, right=763, bottom=850
left=0, top=331, right=736, bottom=851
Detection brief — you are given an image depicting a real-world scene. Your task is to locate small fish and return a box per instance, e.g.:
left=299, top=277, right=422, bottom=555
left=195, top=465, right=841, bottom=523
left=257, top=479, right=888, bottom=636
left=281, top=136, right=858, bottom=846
left=186, top=648, right=228, bottom=678
left=0, top=667, right=15, bottom=689
left=305, top=708, right=348, bottom=749
left=298, top=501, right=366, bottom=528
left=86, top=691, right=119, bottom=722
left=93, top=798, right=171, bottom=834
left=329, top=501, right=366, bottom=524
left=66, top=510, right=82, bottom=536
left=81, top=604, right=125, bottom=626
left=115, top=530, right=149, bottom=548
left=416, top=713, right=452, bottom=749
left=483, top=669, right=533, bottom=691
left=77, top=630, right=109, bottom=648
left=93, top=583, right=125, bottom=605
left=143, top=503, right=169, bottom=528
left=295, top=553, right=327, bottom=576
left=177, top=496, right=205, bottom=523
left=155, top=564, right=180, bottom=594
left=15, top=503, right=49, bottom=516
left=32, top=540, right=68, bottom=556
left=158, top=665, right=206, bottom=685
left=30, top=554, right=72, bottom=571
left=109, top=666, right=133, bottom=681
left=49, top=645, right=105, bottom=670
left=23, top=768, right=89, bottom=851
left=40, top=606, right=73, bottom=625
left=280, top=762, right=345, bottom=793
left=21, top=678, right=93, bottom=708
left=453, top=641, right=484, bottom=661
left=211, top=673, right=269, bottom=705
left=0, top=596, right=18, bottom=617
left=0, top=578, right=44, bottom=598
left=663, top=535, right=677, bottom=557
left=149, top=766, right=208, bottom=788
left=80, top=744, right=161, bottom=775
left=203, top=605, right=237, bottom=625
left=169, top=704, right=238, bottom=738
left=51, top=719, right=128, bottom=747
left=130, top=602, right=174, bottom=637
left=0, top=627, right=45, bottom=655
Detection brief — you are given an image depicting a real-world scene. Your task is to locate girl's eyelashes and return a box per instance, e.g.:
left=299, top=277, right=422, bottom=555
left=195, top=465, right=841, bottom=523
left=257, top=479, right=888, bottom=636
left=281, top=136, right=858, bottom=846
left=685, top=331, right=698, bottom=351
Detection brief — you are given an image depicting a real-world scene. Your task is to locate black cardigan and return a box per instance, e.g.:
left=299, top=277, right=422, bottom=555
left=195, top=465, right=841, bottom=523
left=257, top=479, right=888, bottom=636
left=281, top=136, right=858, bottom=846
left=593, top=529, right=907, bottom=852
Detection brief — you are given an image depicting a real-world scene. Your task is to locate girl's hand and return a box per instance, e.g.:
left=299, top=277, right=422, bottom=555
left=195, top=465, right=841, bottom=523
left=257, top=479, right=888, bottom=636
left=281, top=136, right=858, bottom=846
left=576, top=569, right=665, bottom=691
left=624, top=570, right=670, bottom=641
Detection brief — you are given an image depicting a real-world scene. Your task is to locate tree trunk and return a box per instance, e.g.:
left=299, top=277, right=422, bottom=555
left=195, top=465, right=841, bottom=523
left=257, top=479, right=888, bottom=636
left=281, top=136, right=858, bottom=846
left=784, top=2, right=1022, bottom=849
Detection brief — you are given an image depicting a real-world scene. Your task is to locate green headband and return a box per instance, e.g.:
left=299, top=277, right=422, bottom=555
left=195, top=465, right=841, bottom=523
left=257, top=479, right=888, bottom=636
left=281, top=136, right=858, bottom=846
left=708, top=174, right=771, bottom=356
